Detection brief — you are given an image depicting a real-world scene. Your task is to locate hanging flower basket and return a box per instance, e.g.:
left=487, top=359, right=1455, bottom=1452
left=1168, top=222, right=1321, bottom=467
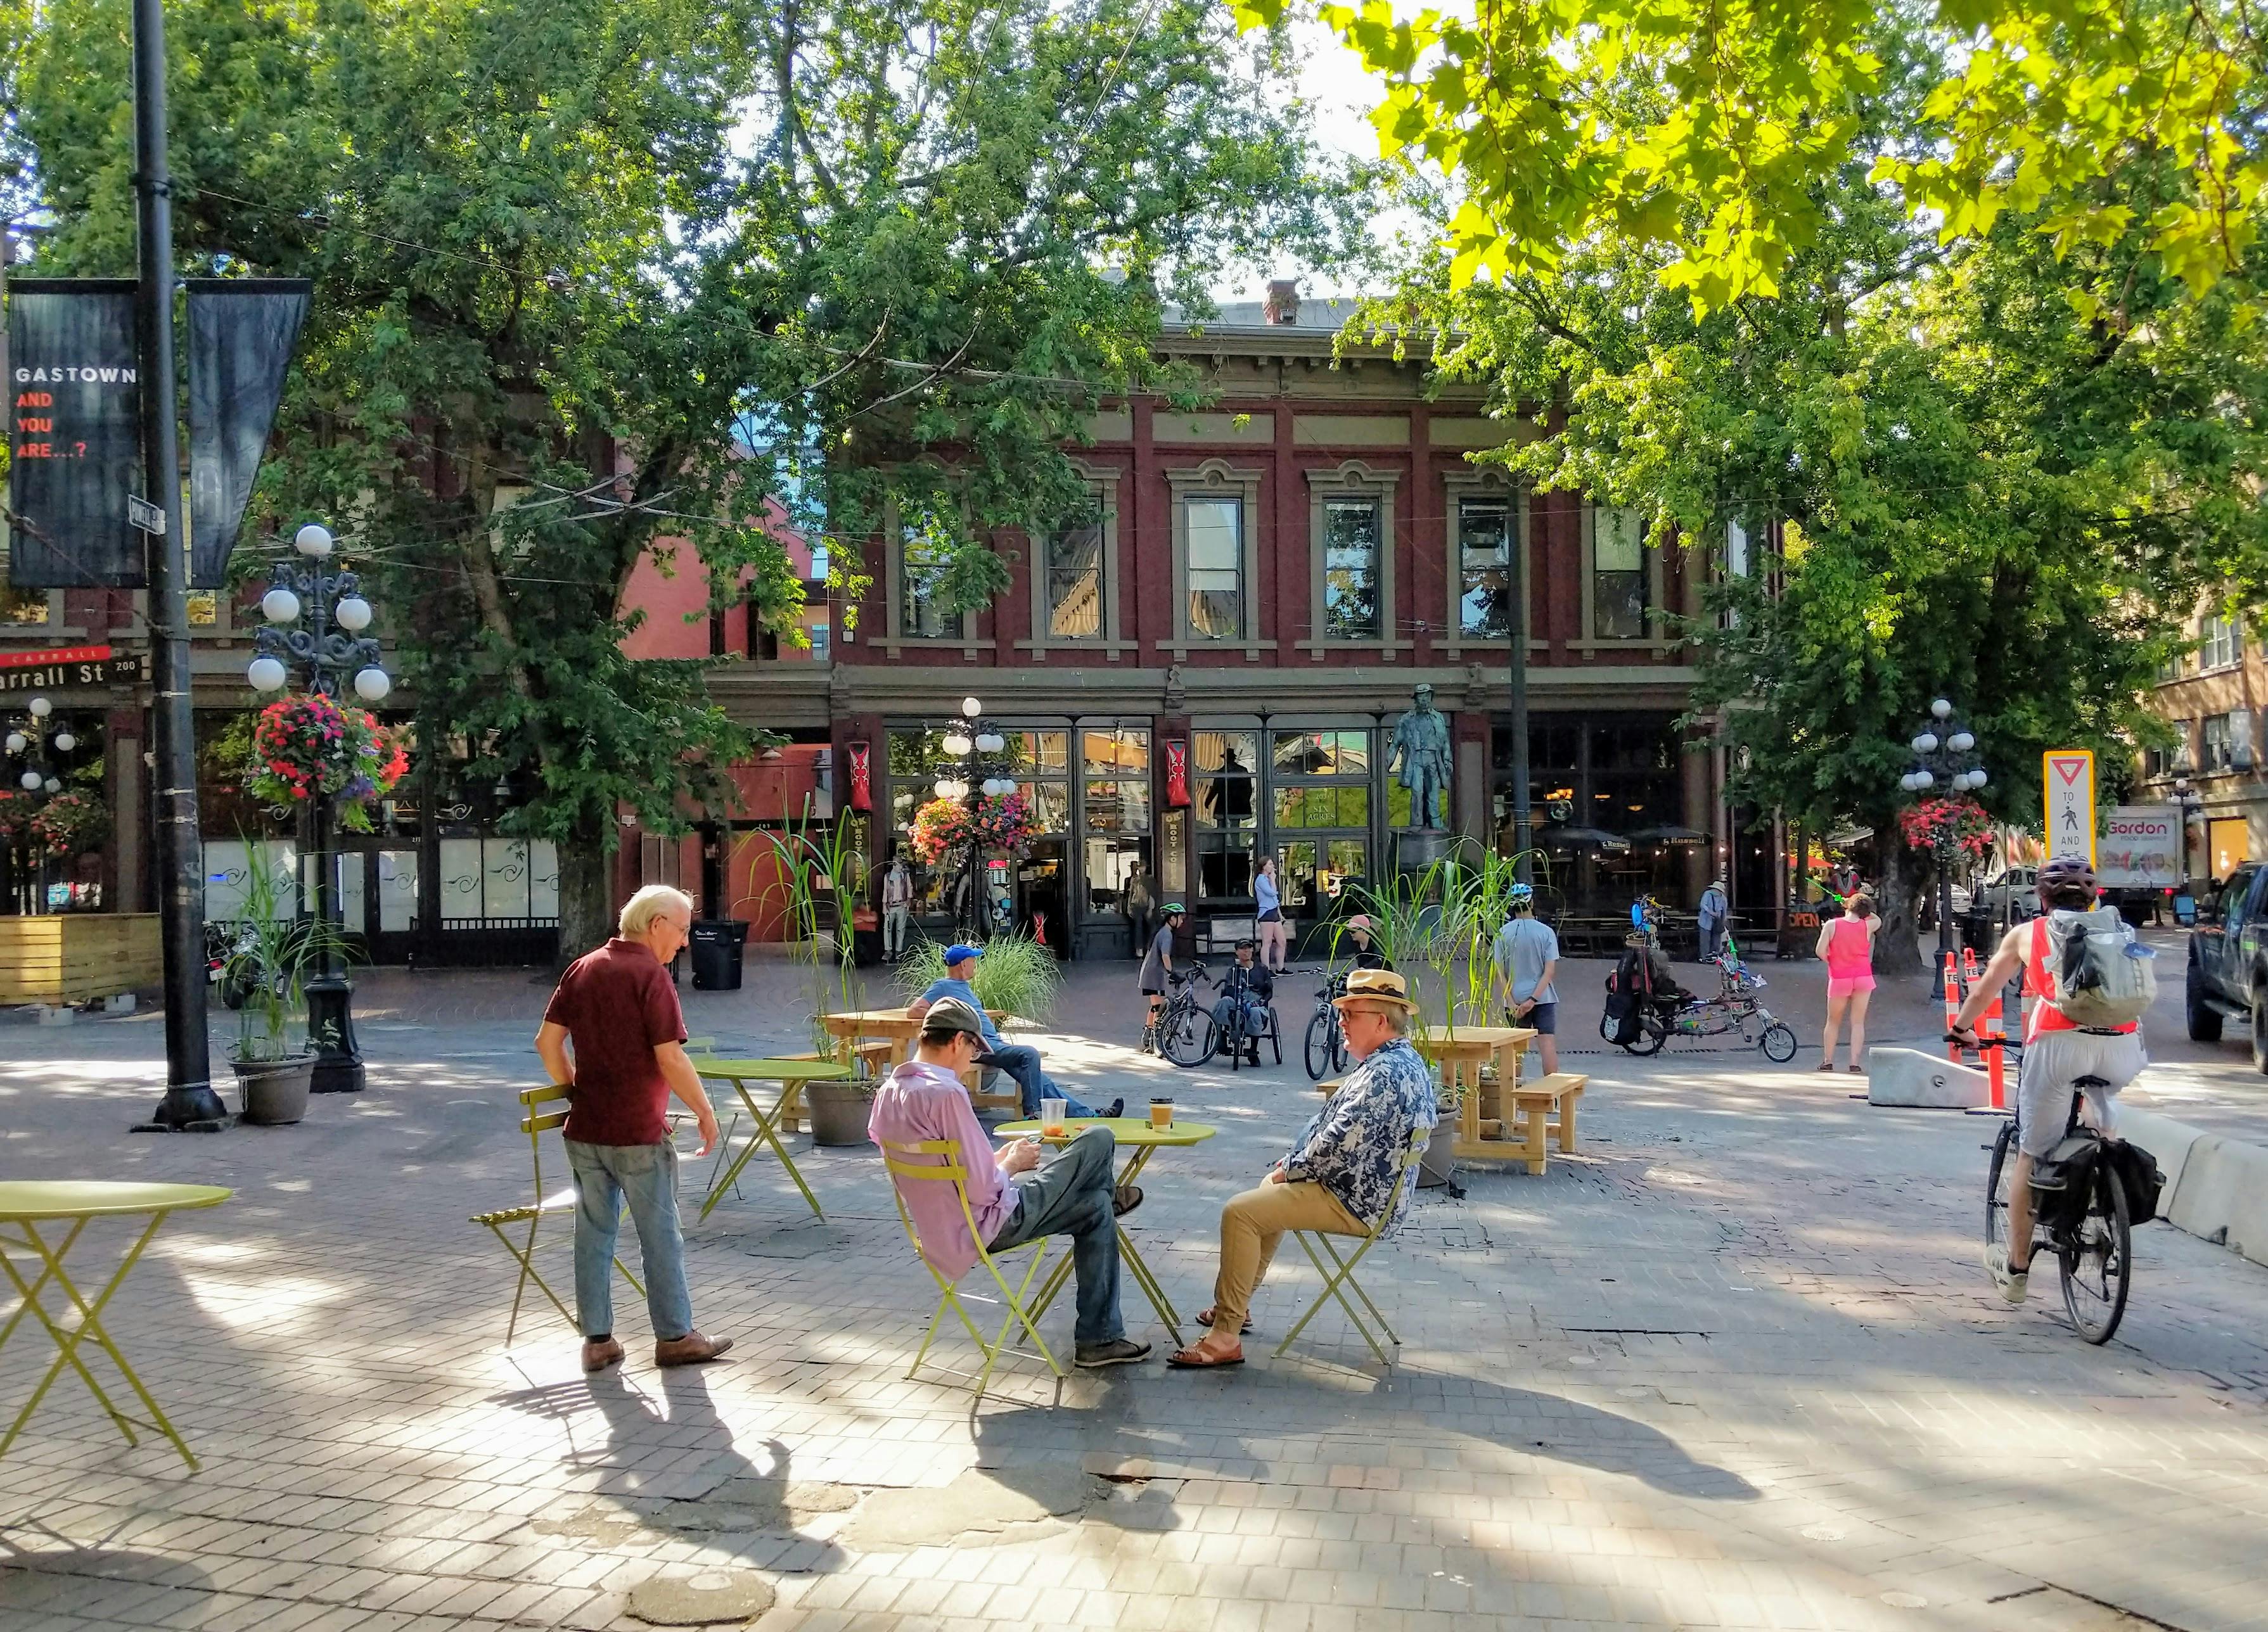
left=247, top=692, right=409, bottom=834
left=27, top=792, right=109, bottom=860
left=908, top=798, right=970, bottom=865
left=1897, top=795, right=1994, bottom=860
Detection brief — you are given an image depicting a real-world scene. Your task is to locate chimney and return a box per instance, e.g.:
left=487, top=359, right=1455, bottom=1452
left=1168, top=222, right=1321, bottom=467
left=1264, top=279, right=1300, bottom=326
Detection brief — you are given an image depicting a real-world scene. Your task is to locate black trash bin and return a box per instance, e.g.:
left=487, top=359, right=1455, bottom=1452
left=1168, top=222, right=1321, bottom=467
left=689, top=919, right=750, bottom=990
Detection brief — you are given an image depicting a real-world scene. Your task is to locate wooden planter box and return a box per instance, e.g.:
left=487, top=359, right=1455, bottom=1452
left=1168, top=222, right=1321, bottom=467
left=0, top=914, right=163, bottom=1007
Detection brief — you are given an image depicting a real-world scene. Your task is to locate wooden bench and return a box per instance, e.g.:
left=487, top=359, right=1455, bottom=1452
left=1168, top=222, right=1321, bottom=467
left=1456, top=1073, right=1584, bottom=1175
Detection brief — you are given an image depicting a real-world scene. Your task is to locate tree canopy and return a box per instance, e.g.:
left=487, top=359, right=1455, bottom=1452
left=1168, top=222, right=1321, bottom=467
left=6, top=0, right=1368, bottom=951
left=1240, top=0, right=2265, bottom=315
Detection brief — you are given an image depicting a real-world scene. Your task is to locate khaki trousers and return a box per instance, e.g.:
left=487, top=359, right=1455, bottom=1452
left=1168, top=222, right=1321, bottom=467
left=1210, top=1179, right=1364, bottom=1333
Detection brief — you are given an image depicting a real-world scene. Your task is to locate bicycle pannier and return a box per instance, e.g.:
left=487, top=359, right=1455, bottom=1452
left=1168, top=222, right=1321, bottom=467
left=2041, top=907, right=2156, bottom=1028
left=2105, top=1140, right=2166, bottom=1226
left=2026, top=1133, right=2100, bottom=1238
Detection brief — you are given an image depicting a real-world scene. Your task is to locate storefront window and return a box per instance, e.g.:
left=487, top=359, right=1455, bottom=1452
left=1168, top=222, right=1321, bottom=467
left=1459, top=497, right=1513, bottom=639
left=1194, top=730, right=1258, bottom=829
left=1084, top=834, right=1151, bottom=915
left=1269, top=727, right=1374, bottom=919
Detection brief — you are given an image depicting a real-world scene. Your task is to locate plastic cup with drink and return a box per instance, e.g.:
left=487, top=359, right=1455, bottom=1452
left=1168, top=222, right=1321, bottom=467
left=1148, top=1098, right=1173, bottom=1129
left=1041, top=1097, right=1067, bottom=1137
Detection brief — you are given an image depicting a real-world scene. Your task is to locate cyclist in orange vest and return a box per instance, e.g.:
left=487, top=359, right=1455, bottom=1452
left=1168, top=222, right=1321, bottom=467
left=1950, top=855, right=2143, bottom=1306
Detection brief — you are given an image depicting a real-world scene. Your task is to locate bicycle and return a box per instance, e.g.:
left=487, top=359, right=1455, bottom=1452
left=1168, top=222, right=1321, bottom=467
left=1605, top=952, right=1799, bottom=1062
left=1303, top=971, right=1351, bottom=1080
left=1983, top=1071, right=2131, bottom=1344
left=1155, top=966, right=1217, bottom=1068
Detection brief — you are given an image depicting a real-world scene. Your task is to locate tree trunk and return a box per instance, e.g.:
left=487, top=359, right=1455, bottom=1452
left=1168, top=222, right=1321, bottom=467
left=556, top=817, right=615, bottom=968
left=1873, top=841, right=1930, bottom=976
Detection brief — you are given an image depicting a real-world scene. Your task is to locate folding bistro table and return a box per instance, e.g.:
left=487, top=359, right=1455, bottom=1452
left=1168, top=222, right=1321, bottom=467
left=695, top=1058, right=851, bottom=1221
left=994, top=1116, right=1215, bottom=1348
left=0, top=1180, right=233, bottom=1471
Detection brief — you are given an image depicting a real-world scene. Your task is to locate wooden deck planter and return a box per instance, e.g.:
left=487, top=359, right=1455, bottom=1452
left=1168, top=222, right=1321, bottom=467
left=0, top=914, right=164, bottom=1007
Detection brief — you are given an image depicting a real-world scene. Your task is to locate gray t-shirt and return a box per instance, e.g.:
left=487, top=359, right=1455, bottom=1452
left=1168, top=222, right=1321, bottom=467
left=1492, top=917, right=1560, bottom=1005
left=1139, top=924, right=1176, bottom=991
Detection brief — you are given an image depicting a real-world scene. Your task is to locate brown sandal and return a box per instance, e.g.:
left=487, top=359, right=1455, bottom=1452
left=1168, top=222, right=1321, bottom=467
left=1167, top=1343, right=1245, bottom=1369
left=1197, top=1307, right=1254, bottom=1336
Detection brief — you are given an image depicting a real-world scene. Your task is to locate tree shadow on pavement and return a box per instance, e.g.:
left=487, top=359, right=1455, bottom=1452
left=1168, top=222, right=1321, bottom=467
left=492, top=1368, right=847, bottom=1572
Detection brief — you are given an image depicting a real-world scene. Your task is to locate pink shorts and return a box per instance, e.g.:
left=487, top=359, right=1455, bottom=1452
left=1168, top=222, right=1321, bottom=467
left=1827, top=974, right=1876, bottom=999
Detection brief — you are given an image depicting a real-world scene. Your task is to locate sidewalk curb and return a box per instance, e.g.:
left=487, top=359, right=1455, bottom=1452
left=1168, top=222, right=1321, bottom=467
left=2120, top=1106, right=2268, bottom=1270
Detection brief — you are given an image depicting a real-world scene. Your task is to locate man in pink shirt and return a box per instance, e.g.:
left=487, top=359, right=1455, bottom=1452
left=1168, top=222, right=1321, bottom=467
left=869, top=998, right=1150, bottom=1368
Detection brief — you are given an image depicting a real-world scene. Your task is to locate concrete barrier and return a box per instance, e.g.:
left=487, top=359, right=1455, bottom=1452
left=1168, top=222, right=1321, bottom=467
left=2165, top=1133, right=2268, bottom=1269
left=1864, top=1047, right=1990, bottom=1109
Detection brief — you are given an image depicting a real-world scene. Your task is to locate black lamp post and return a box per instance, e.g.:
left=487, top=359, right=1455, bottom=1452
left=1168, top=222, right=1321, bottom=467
left=245, top=522, right=392, bottom=1094
left=2171, top=775, right=2203, bottom=886
left=1899, top=698, right=1989, bottom=998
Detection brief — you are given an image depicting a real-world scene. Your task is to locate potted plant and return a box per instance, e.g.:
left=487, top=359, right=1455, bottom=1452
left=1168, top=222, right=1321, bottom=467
left=221, top=846, right=348, bottom=1125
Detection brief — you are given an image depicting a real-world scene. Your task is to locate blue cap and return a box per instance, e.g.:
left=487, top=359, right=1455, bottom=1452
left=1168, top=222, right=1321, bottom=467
left=944, top=943, right=983, bottom=966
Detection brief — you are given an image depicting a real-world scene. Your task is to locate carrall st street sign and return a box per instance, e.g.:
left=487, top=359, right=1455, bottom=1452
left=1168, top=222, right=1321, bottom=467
left=0, top=643, right=148, bottom=693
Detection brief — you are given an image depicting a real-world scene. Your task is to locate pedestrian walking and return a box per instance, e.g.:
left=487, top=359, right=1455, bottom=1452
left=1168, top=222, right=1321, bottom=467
left=1698, top=876, right=1729, bottom=962
left=534, top=884, right=733, bottom=1373
left=1816, top=892, right=1878, bottom=1074
left=1489, top=883, right=1560, bottom=1076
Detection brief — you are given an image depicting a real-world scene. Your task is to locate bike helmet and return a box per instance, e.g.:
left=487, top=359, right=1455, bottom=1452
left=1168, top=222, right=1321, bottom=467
left=1508, top=883, right=1535, bottom=905
left=2037, top=855, right=2098, bottom=908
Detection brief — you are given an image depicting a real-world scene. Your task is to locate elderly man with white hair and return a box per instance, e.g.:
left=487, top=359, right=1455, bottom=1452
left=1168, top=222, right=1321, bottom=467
left=535, top=884, right=731, bottom=1373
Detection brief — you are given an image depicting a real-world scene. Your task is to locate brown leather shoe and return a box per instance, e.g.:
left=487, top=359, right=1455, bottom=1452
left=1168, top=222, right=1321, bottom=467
left=654, top=1330, right=734, bottom=1367
left=582, top=1337, right=624, bottom=1373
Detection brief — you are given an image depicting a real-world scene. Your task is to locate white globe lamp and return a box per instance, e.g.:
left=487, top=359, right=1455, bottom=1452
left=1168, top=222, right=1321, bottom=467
left=295, top=522, right=335, bottom=558
left=18, top=771, right=39, bottom=791
left=1969, top=768, right=1988, bottom=790
left=942, top=729, right=972, bottom=757
left=27, top=696, right=50, bottom=718
left=247, top=656, right=289, bottom=692
left=1948, top=730, right=1975, bottom=753
left=1930, top=698, right=1952, bottom=719
left=1914, top=769, right=1935, bottom=790
left=41, top=777, right=59, bottom=794
left=262, top=587, right=302, bottom=623
left=352, top=667, right=392, bottom=703
left=53, top=732, right=74, bottom=753
left=961, top=696, right=982, bottom=719
left=1911, top=731, right=1938, bottom=755
left=975, top=730, right=1006, bottom=755
left=4, top=733, right=22, bottom=755
left=334, top=596, right=373, bottom=632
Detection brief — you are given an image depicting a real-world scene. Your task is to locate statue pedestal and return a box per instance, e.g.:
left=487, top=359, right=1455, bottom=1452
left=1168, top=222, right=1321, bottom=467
left=1392, top=828, right=1454, bottom=874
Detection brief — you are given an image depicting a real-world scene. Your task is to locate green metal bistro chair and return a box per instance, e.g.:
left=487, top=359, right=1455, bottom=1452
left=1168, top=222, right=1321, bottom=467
left=881, top=1135, right=1064, bottom=1403
left=1273, top=1123, right=1433, bottom=1367
left=471, top=1084, right=646, bottom=1346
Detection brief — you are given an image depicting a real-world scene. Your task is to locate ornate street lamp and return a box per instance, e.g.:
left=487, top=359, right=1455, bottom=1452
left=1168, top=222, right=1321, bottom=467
left=1899, top=698, right=1989, bottom=998
left=2171, top=775, right=2203, bottom=886
left=1, top=694, right=86, bottom=914
left=924, top=695, right=1024, bottom=936
left=245, top=523, right=392, bottom=1093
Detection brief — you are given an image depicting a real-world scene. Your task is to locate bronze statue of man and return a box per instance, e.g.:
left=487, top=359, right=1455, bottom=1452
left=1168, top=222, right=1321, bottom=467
left=1390, top=684, right=1452, bottom=831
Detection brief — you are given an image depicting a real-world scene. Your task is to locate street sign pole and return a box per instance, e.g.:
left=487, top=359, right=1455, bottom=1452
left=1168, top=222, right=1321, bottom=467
left=131, top=0, right=223, bottom=1132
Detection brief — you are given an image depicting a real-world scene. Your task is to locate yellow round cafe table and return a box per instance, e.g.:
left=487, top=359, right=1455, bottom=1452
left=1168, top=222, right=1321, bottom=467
left=0, top=1180, right=233, bottom=1470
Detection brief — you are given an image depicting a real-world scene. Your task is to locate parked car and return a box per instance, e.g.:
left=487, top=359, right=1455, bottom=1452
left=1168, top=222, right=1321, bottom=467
left=1973, top=867, right=2040, bottom=919
left=2186, top=863, right=2268, bottom=1067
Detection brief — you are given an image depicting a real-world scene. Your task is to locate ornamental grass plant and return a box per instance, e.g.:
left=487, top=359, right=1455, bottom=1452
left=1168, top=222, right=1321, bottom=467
left=894, top=932, right=1061, bottom=1024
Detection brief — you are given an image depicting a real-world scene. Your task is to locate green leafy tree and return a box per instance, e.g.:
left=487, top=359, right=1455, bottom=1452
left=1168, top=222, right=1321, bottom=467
left=1355, top=31, right=2265, bottom=967
left=1238, top=0, right=2264, bottom=315
left=8, top=0, right=1367, bottom=956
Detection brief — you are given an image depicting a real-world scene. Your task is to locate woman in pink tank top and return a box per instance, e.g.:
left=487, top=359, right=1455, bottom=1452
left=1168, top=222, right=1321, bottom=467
left=1814, top=893, right=1878, bottom=1073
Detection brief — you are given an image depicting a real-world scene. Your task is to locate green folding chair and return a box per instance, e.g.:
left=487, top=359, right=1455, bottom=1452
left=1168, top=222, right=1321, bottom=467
left=881, top=1135, right=1064, bottom=1402
left=1274, top=1122, right=1433, bottom=1366
left=471, top=1084, right=646, bottom=1346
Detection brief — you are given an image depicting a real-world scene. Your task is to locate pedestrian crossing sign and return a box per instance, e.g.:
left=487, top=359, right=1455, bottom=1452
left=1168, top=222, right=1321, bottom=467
left=2042, top=750, right=2096, bottom=865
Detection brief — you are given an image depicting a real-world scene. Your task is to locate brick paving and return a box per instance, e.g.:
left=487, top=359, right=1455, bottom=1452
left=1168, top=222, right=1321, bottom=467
left=2, top=952, right=2265, bottom=1631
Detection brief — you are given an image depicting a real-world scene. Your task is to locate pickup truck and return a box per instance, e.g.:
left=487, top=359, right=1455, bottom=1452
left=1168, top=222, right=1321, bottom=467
left=2186, top=861, right=2268, bottom=1066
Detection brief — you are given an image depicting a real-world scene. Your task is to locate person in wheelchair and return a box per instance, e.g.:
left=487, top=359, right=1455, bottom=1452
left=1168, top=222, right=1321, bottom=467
left=1620, top=926, right=1692, bottom=1017
left=1210, top=938, right=1276, bottom=1065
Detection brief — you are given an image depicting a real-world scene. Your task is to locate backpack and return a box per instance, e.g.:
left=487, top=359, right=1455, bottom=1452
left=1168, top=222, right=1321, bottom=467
left=1602, top=948, right=1652, bottom=1044
left=2039, top=907, right=2156, bottom=1029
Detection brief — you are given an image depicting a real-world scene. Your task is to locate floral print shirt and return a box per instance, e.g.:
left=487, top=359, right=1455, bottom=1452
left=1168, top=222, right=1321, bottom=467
left=1282, top=1035, right=1438, bottom=1228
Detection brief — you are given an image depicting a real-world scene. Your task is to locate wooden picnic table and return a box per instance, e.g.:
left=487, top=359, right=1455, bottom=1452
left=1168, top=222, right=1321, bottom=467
left=996, top=1116, right=1216, bottom=1347
left=0, top=1180, right=233, bottom=1470
left=817, top=1008, right=928, bottom=1067
left=693, top=1057, right=852, bottom=1221
left=1413, top=1026, right=1538, bottom=1161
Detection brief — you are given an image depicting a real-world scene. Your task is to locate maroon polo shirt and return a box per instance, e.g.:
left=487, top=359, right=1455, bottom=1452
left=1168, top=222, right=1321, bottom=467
left=542, top=937, right=687, bottom=1145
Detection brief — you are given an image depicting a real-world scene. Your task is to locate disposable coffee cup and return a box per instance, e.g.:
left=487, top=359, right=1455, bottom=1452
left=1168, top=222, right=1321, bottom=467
left=1041, top=1097, right=1067, bottom=1137
left=1148, top=1099, right=1173, bottom=1129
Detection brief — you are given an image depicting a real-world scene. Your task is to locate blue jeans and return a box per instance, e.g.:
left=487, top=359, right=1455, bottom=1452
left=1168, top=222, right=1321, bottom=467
left=1210, top=995, right=1271, bottom=1045
left=985, top=1126, right=1122, bottom=1344
left=565, top=1138, right=694, bottom=1341
left=981, top=1043, right=1098, bottom=1118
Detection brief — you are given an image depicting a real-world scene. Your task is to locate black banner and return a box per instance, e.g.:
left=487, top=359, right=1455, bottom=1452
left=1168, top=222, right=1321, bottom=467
left=188, top=278, right=311, bottom=589
left=6, top=280, right=143, bottom=588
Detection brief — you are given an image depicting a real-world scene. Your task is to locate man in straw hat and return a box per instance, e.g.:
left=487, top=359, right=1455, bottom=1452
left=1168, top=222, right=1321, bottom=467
left=1169, top=968, right=1437, bottom=1368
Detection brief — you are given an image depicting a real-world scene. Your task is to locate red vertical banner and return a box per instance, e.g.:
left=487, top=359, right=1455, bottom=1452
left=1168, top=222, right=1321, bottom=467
left=847, top=741, right=871, bottom=812
left=1164, top=739, right=1189, bottom=807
